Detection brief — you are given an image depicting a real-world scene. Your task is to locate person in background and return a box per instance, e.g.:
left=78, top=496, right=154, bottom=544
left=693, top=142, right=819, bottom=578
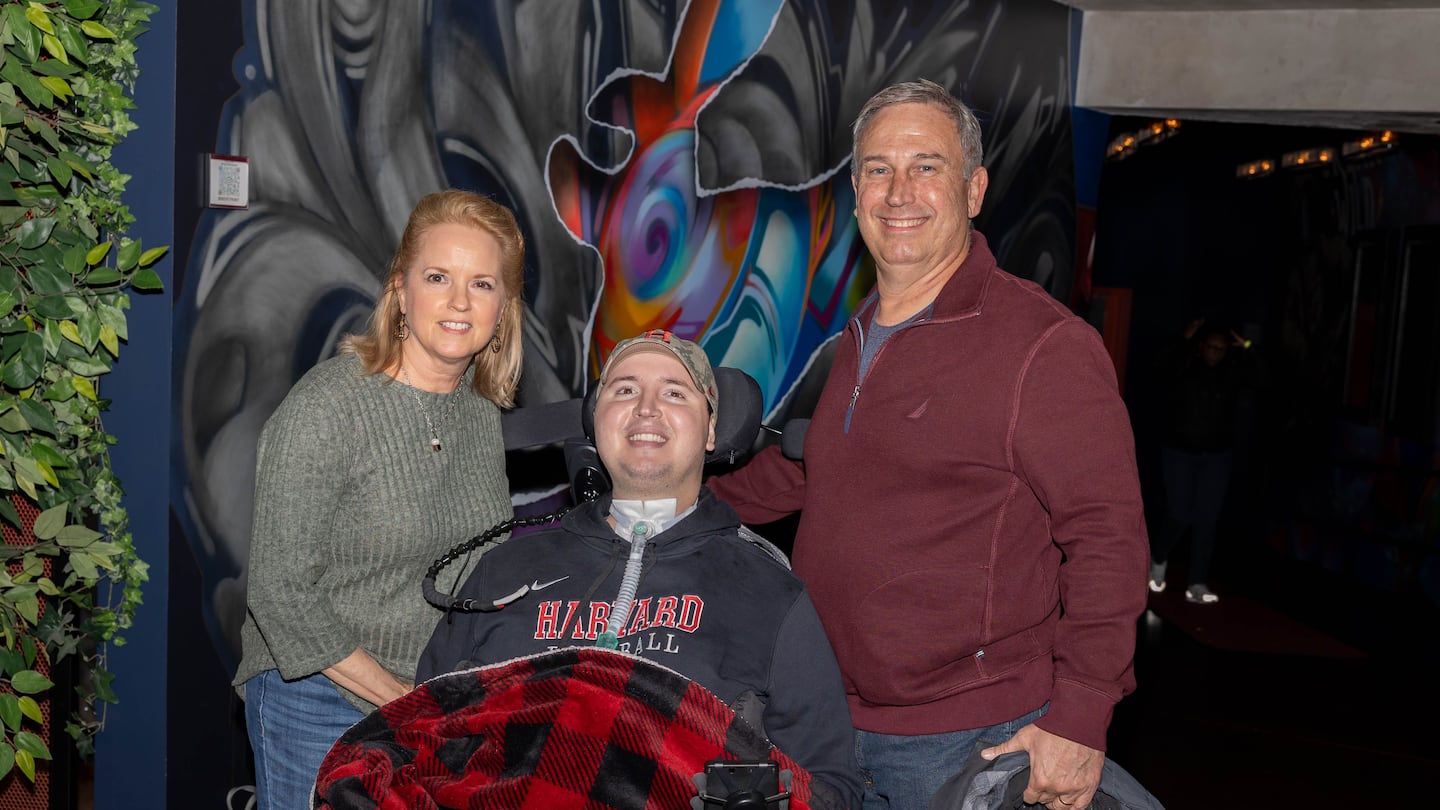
left=1148, top=317, right=1264, bottom=604
left=418, top=330, right=862, bottom=810
left=707, top=79, right=1149, bottom=810
left=234, top=189, right=524, bottom=810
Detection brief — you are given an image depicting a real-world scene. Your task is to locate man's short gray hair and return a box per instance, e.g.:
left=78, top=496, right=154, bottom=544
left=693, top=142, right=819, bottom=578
left=850, top=79, right=984, bottom=177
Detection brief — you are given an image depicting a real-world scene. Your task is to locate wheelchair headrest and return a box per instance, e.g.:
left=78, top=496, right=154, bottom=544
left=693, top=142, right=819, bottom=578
left=580, top=365, right=762, bottom=466
left=500, top=367, right=764, bottom=504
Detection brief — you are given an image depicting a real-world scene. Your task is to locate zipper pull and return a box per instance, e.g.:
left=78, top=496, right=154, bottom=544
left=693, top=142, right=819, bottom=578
left=844, top=384, right=863, bottom=434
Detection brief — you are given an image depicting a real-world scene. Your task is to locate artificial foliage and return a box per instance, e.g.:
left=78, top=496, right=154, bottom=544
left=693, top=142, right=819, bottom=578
left=0, top=0, right=164, bottom=781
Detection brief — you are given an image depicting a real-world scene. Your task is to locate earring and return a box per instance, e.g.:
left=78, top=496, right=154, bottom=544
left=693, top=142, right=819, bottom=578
left=489, top=334, right=502, bottom=353
left=394, top=313, right=409, bottom=340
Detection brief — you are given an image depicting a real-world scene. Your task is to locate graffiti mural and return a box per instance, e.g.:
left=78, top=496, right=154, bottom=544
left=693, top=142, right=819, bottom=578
left=174, top=0, right=1074, bottom=670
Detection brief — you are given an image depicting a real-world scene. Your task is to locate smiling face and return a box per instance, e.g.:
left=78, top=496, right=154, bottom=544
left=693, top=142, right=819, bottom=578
left=593, top=347, right=716, bottom=505
left=852, top=102, right=989, bottom=285
left=395, top=222, right=506, bottom=388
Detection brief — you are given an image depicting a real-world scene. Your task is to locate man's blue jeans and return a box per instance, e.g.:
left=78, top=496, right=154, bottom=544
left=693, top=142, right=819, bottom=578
left=243, top=669, right=366, bottom=810
left=855, top=704, right=1048, bottom=810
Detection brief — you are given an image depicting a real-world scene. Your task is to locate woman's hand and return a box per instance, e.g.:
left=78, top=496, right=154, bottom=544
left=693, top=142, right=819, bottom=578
left=324, top=648, right=414, bottom=707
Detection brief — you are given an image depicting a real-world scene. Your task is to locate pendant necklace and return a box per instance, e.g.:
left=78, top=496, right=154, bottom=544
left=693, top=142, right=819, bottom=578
left=401, top=368, right=463, bottom=452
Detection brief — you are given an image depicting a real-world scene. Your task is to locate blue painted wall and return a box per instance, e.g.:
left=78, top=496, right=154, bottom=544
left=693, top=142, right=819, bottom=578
left=93, top=0, right=177, bottom=807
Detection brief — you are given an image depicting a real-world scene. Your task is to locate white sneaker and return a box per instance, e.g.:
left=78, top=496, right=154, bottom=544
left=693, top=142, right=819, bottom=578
left=1185, top=584, right=1219, bottom=604
left=1148, top=561, right=1167, bottom=593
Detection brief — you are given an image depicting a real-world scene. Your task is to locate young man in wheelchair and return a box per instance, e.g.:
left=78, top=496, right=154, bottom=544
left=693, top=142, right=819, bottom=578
left=417, top=330, right=861, bottom=810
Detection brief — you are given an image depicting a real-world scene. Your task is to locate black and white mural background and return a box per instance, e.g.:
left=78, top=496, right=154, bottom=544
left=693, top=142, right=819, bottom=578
left=167, top=1, right=1076, bottom=803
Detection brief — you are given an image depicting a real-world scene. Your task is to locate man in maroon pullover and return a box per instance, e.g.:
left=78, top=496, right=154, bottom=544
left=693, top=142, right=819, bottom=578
left=708, top=80, right=1149, bottom=810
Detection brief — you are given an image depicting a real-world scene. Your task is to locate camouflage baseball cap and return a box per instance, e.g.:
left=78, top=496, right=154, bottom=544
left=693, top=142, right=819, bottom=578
left=599, top=329, right=718, bottom=414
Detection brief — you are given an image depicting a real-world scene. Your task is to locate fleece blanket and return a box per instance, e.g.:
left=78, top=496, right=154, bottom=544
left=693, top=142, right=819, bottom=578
left=314, top=646, right=813, bottom=809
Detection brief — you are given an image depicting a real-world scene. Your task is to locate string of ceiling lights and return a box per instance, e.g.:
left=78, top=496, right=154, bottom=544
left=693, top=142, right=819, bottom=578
left=1237, top=131, right=1396, bottom=179
left=1105, top=117, right=1398, bottom=179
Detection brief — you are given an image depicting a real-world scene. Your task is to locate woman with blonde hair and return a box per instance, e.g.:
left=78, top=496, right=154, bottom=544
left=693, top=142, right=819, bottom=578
left=235, top=189, right=523, bottom=809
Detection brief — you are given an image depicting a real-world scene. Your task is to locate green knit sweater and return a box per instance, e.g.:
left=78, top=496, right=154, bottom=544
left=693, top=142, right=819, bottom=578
left=233, top=353, right=512, bottom=712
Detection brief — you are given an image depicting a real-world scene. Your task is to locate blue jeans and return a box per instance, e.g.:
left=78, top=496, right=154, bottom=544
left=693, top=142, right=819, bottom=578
left=1154, top=446, right=1232, bottom=585
left=244, top=669, right=366, bottom=810
left=856, top=704, right=1048, bottom=810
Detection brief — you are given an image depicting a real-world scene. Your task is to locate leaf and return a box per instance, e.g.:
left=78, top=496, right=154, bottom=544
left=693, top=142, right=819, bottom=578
left=84, top=541, right=119, bottom=558
left=0, top=498, right=18, bottom=530
left=16, top=748, right=34, bottom=781
left=17, top=396, right=57, bottom=436
left=20, top=555, right=43, bottom=579
left=34, top=458, right=57, bottom=487
left=85, top=241, right=111, bottom=264
left=0, top=693, right=19, bottom=731
left=17, top=696, right=41, bottom=725
left=8, top=670, right=53, bottom=695
left=138, top=245, right=168, bottom=267
left=56, top=523, right=101, bottom=546
left=80, top=20, right=115, bottom=39
left=62, top=0, right=103, bottom=21
left=1, top=332, right=44, bottom=388
left=62, top=154, right=93, bottom=181
left=14, top=469, right=37, bottom=500
left=130, top=267, right=162, bottom=291
left=72, top=374, right=96, bottom=400
left=115, top=239, right=142, bottom=272
left=62, top=244, right=88, bottom=276
left=85, top=266, right=121, bottom=285
left=76, top=308, right=100, bottom=349
left=68, top=551, right=96, bottom=580
left=31, top=502, right=67, bottom=539
left=47, top=154, right=72, bottom=186
left=97, top=323, right=118, bottom=356
left=0, top=648, right=22, bottom=677
left=6, top=588, right=39, bottom=624
left=42, top=365, right=75, bottom=394
left=25, top=261, right=71, bottom=296
left=42, top=318, right=64, bottom=356
left=92, top=667, right=117, bottom=704
left=0, top=59, right=51, bottom=110
left=13, top=730, right=49, bottom=759
left=28, top=441, right=66, bottom=469
left=37, top=76, right=73, bottom=102
left=0, top=408, right=28, bottom=432
left=0, top=745, right=13, bottom=781
left=15, top=216, right=57, bottom=249
left=28, top=57, right=80, bottom=79
left=4, top=6, right=38, bottom=62
left=0, top=290, right=13, bottom=317
left=54, top=18, right=89, bottom=62
left=31, top=294, right=77, bottom=320
left=24, top=6, right=55, bottom=37
left=42, top=34, right=67, bottom=64
left=64, top=355, right=110, bottom=376
left=58, top=319, right=82, bottom=345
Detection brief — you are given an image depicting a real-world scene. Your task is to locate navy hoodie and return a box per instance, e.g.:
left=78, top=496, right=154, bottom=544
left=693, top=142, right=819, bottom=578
left=417, top=488, right=860, bottom=810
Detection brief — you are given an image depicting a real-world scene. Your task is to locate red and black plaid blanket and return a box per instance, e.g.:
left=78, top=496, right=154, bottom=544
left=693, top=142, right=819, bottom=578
left=314, top=647, right=815, bottom=809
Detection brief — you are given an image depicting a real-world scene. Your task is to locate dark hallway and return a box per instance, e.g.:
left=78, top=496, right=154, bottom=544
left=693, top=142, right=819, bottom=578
left=1109, top=549, right=1438, bottom=808
left=1094, top=118, right=1440, bottom=808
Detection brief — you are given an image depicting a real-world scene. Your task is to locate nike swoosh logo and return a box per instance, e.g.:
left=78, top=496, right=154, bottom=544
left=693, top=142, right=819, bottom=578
left=530, top=576, right=569, bottom=591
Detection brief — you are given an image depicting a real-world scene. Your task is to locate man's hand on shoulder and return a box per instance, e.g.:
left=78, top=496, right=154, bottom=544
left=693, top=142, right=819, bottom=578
left=980, top=724, right=1102, bottom=810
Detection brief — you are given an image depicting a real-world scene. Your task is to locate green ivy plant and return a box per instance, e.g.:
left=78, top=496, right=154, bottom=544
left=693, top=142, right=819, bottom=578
left=0, top=0, right=164, bottom=782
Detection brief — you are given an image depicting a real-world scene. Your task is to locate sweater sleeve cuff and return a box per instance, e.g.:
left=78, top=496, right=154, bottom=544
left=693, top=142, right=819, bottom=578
left=1033, top=678, right=1116, bottom=752
left=273, top=641, right=359, bottom=683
